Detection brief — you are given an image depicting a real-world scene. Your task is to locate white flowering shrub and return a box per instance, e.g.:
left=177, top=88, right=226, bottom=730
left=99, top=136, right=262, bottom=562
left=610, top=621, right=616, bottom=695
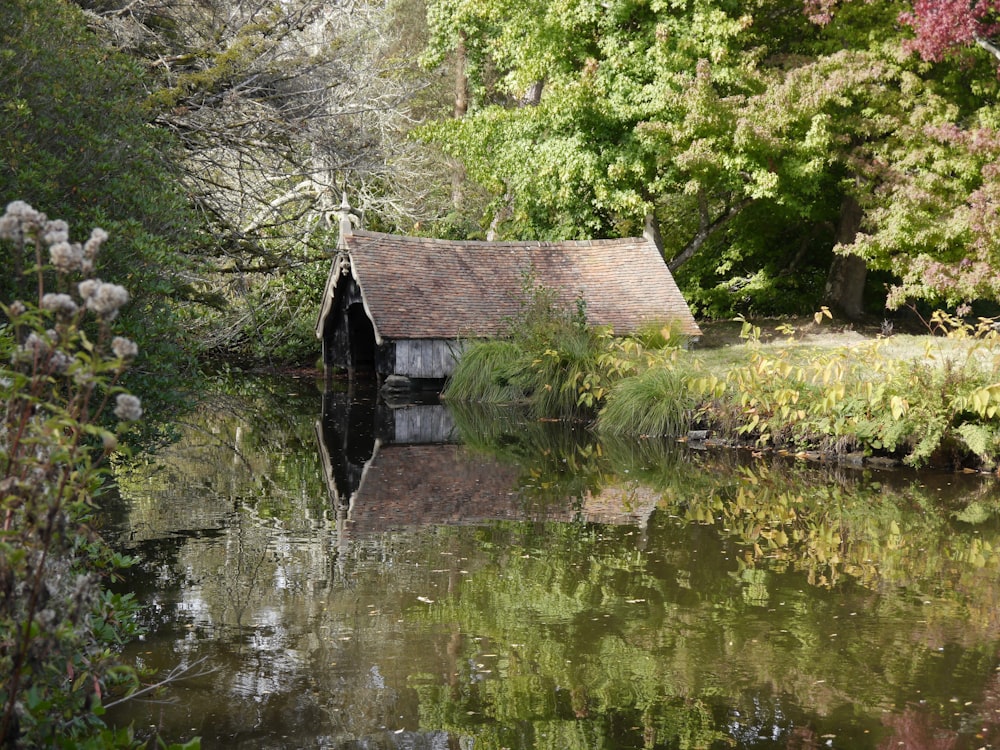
left=0, top=201, right=152, bottom=747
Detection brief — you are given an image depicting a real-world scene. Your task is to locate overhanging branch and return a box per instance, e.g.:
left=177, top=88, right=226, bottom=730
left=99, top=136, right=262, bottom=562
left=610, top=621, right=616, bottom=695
left=975, top=35, right=1000, bottom=63
left=667, top=195, right=752, bottom=272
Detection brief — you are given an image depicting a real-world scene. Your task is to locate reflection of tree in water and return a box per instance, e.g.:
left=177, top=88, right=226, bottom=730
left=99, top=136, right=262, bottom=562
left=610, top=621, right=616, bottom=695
left=399, top=435, right=1000, bottom=748
left=215, top=511, right=273, bottom=632
left=112, top=379, right=1000, bottom=748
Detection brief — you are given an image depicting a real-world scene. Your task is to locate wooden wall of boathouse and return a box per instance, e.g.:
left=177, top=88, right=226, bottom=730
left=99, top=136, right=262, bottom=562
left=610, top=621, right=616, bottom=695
left=321, top=276, right=379, bottom=375
left=392, top=339, right=467, bottom=379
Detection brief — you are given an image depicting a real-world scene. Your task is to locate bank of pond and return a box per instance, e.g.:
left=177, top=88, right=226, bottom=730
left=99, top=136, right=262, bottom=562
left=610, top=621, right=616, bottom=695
left=106, top=375, right=1000, bottom=749
left=442, top=313, right=1000, bottom=472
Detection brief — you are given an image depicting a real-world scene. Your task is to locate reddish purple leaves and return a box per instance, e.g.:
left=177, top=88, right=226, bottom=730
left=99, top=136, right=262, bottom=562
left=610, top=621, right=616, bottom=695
left=899, top=0, right=1000, bottom=61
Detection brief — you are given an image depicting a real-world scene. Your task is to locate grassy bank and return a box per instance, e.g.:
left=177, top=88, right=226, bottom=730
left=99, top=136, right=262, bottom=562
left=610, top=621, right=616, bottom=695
left=443, top=309, right=1000, bottom=471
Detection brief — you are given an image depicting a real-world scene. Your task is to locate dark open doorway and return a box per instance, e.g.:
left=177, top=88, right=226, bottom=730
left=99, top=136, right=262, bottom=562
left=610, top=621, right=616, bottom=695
left=347, top=303, right=376, bottom=375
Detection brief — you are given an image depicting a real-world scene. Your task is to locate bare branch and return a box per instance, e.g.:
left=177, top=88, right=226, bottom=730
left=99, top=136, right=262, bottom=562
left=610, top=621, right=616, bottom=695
left=975, top=35, right=1000, bottom=63
left=667, top=192, right=752, bottom=271
left=103, top=656, right=216, bottom=709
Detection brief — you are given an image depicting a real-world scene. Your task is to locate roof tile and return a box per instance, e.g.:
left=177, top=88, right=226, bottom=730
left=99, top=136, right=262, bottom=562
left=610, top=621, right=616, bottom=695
left=334, top=230, right=701, bottom=339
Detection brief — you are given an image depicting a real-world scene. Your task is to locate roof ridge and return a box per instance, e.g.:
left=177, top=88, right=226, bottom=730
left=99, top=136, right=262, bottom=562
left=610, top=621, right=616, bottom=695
left=348, top=228, right=652, bottom=249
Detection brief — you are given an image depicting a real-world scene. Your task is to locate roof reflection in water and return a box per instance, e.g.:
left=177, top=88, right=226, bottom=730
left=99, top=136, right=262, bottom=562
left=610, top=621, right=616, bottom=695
left=315, top=381, right=566, bottom=540
left=316, top=379, right=668, bottom=547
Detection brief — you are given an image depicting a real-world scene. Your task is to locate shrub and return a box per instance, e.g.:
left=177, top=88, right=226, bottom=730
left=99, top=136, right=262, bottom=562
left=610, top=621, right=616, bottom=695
left=444, top=285, right=612, bottom=417
left=0, top=0, right=202, bottom=403
left=689, top=312, right=1000, bottom=468
left=0, top=202, right=180, bottom=748
left=444, top=271, right=696, bottom=421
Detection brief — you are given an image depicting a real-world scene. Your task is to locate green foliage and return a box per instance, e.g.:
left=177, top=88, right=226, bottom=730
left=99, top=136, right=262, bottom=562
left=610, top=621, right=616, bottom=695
left=445, top=273, right=694, bottom=419
left=418, top=0, right=1000, bottom=315
left=450, top=297, right=1000, bottom=467
left=0, top=204, right=199, bottom=749
left=417, top=0, right=927, bottom=313
left=0, top=0, right=202, bottom=396
left=527, top=326, right=605, bottom=417
left=682, top=311, right=1000, bottom=468
left=442, top=341, right=529, bottom=403
left=186, top=260, right=330, bottom=368
left=629, top=320, right=691, bottom=351
left=445, top=277, right=607, bottom=417
left=851, top=92, right=1000, bottom=309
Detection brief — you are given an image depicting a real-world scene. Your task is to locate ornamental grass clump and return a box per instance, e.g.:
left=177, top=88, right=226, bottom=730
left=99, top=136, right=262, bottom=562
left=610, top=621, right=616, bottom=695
left=444, top=277, right=613, bottom=418
left=596, top=353, right=696, bottom=437
left=0, top=201, right=151, bottom=747
left=442, top=340, right=528, bottom=403
left=444, top=273, right=694, bottom=424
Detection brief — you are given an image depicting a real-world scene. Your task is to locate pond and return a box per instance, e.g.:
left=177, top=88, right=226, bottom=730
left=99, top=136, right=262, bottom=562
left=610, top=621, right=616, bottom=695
left=106, top=375, right=1000, bottom=749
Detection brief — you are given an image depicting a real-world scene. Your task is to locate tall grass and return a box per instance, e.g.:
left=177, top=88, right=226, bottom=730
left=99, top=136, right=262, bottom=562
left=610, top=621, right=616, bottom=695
left=443, top=277, right=612, bottom=418
left=450, top=300, right=1000, bottom=467
left=526, top=324, right=605, bottom=417
left=596, top=363, right=695, bottom=437
left=442, top=340, right=528, bottom=403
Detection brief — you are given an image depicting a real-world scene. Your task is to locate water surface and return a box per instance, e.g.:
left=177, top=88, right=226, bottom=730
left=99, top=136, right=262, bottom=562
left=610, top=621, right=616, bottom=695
left=109, top=376, right=1000, bottom=749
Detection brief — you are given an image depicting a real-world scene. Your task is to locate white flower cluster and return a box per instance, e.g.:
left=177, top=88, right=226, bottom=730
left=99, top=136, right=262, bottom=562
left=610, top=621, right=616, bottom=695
left=113, top=394, right=143, bottom=422
left=0, top=200, right=45, bottom=242
left=3, top=201, right=144, bottom=426
left=111, top=336, right=138, bottom=360
left=78, top=279, right=129, bottom=319
left=40, top=293, right=79, bottom=318
left=3, top=201, right=144, bottom=425
left=13, top=331, right=71, bottom=374
left=0, top=201, right=107, bottom=274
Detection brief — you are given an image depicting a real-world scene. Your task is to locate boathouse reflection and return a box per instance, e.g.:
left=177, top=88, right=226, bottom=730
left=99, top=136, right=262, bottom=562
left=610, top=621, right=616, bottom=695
left=315, top=385, right=668, bottom=545
left=315, top=386, right=538, bottom=542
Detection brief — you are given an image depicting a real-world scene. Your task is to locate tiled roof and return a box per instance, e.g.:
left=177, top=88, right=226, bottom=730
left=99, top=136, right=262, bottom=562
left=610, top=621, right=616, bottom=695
left=332, top=230, right=701, bottom=340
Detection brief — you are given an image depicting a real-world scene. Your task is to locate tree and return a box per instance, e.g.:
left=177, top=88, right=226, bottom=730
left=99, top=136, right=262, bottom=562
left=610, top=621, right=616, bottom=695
left=806, top=1, right=1000, bottom=311
left=79, top=0, right=456, bottom=362
left=418, top=0, right=912, bottom=318
left=899, top=0, right=1000, bottom=63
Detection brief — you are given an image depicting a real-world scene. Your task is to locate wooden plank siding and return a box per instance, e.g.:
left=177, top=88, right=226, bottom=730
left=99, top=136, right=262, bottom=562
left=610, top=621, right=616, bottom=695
left=393, top=339, right=468, bottom=379
left=391, top=403, right=458, bottom=443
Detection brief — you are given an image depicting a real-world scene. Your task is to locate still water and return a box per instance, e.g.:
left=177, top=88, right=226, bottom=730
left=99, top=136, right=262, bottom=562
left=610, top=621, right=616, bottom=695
left=108, top=375, right=1000, bottom=749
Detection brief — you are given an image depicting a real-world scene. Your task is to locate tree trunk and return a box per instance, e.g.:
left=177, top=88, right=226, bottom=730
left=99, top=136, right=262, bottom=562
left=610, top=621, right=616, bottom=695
left=824, top=195, right=866, bottom=320
left=643, top=212, right=664, bottom=253
left=522, top=80, right=543, bottom=106
left=451, top=31, right=469, bottom=210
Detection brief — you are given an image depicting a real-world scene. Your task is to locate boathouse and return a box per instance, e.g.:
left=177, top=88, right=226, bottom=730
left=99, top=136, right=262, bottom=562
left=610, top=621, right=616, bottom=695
left=316, top=200, right=701, bottom=383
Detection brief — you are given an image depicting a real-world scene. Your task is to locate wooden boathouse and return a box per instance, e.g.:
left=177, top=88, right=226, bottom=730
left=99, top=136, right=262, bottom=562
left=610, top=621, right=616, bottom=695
left=316, top=200, right=701, bottom=385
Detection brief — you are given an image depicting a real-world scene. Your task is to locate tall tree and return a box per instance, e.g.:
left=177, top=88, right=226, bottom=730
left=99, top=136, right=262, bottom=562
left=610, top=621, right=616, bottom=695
left=419, top=0, right=1000, bottom=319
left=813, top=1, right=1000, bottom=311
left=79, top=0, right=453, bottom=361
left=419, top=0, right=912, bottom=317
